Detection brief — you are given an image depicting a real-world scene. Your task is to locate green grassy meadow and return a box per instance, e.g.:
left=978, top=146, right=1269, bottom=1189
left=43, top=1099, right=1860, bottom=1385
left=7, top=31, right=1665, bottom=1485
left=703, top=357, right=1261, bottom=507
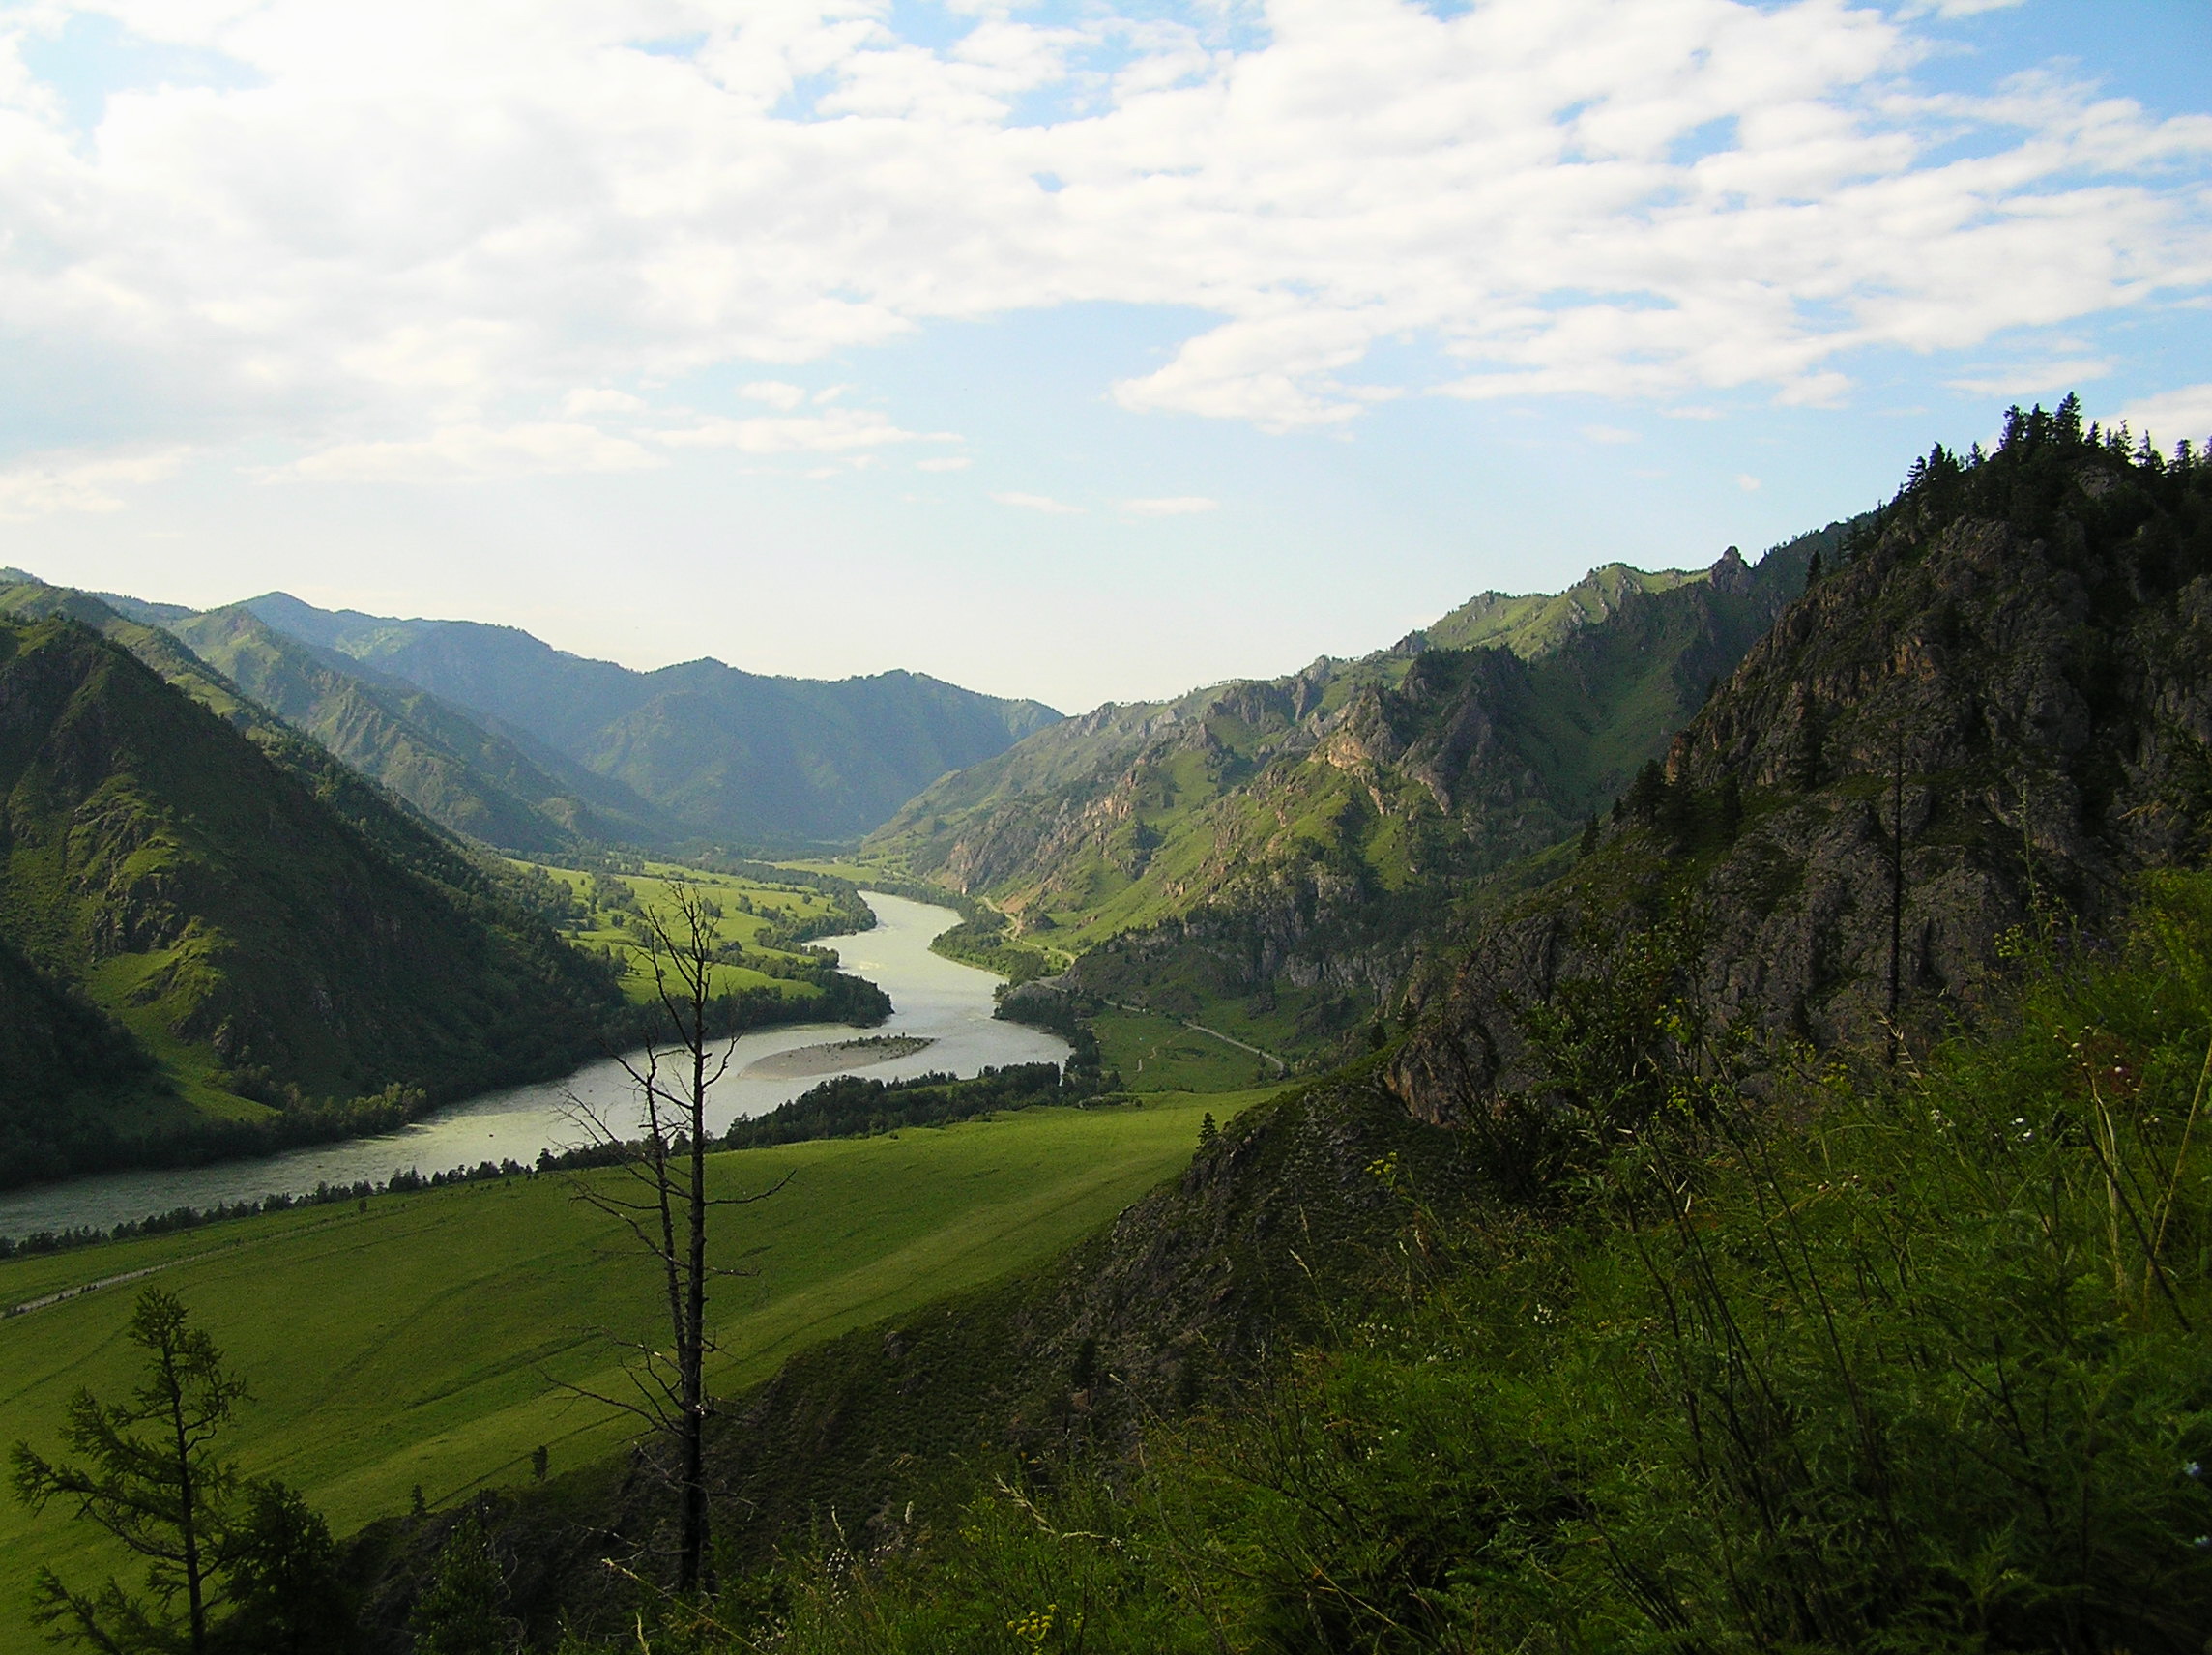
left=1091, top=1010, right=1278, bottom=1092
left=0, top=1090, right=1266, bottom=1649
left=524, top=859, right=855, bottom=1004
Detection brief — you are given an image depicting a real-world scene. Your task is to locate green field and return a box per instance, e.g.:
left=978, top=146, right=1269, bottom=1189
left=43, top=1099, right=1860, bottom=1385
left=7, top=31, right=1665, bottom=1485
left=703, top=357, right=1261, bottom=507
left=1091, top=1008, right=1279, bottom=1091
left=524, top=858, right=857, bottom=1003
left=0, top=1090, right=1269, bottom=1649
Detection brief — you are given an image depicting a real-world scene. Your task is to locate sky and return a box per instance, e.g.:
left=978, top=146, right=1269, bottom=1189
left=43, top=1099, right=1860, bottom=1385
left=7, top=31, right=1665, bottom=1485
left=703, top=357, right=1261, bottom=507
left=0, top=0, right=2207, bottom=713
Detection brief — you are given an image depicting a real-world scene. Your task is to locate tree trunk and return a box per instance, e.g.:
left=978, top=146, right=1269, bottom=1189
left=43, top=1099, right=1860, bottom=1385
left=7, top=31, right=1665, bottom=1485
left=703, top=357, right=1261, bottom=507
left=679, top=970, right=710, bottom=1594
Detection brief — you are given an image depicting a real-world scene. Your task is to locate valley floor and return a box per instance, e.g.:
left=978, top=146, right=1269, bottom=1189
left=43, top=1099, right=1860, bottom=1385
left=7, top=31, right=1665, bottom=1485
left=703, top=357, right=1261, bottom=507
left=0, top=1089, right=1272, bottom=1655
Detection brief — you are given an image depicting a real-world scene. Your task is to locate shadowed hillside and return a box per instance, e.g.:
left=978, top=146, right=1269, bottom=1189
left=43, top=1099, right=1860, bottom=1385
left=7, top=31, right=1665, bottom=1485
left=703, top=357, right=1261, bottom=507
left=1392, top=398, right=2212, bottom=1121
left=0, top=610, right=626, bottom=1184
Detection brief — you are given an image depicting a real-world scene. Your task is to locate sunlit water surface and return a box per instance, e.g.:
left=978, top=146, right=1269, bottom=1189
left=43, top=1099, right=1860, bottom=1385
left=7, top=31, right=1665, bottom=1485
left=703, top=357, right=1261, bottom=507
left=0, top=892, right=1066, bottom=1239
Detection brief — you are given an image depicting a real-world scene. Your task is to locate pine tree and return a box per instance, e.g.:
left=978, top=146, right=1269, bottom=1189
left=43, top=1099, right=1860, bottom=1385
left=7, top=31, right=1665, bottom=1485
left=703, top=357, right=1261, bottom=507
left=218, top=1480, right=355, bottom=1654
left=12, top=1290, right=244, bottom=1655
left=1626, top=759, right=1668, bottom=822
left=409, top=1511, right=514, bottom=1655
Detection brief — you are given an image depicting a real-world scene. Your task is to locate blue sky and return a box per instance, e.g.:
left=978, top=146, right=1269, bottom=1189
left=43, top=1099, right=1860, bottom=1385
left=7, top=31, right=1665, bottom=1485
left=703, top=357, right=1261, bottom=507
left=0, top=0, right=2207, bottom=711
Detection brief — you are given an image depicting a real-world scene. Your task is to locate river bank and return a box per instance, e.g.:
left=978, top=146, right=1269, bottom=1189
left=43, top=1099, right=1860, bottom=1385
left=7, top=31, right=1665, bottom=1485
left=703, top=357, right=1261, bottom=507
left=0, top=893, right=1065, bottom=1240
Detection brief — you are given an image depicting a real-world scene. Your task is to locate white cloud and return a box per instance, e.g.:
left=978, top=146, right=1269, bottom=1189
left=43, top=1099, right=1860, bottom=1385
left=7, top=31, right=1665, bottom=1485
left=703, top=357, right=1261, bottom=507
left=1581, top=424, right=1640, bottom=445
left=739, top=382, right=810, bottom=411
left=564, top=388, right=646, bottom=416
left=654, top=409, right=955, bottom=454
left=1899, top=0, right=2025, bottom=15
left=2114, top=384, right=2212, bottom=445
left=1946, top=360, right=2111, bottom=398
left=915, top=455, right=973, bottom=472
left=0, top=0, right=2202, bottom=453
left=0, top=448, right=188, bottom=519
left=1737, top=474, right=1762, bottom=492
left=1121, top=495, right=1219, bottom=515
left=276, top=423, right=661, bottom=482
left=992, top=491, right=1084, bottom=514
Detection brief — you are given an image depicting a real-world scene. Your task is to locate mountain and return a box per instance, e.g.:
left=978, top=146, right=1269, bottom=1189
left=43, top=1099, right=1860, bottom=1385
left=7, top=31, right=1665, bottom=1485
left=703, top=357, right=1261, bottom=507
left=0, top=606, right=626, bottom=1186
left=1390, top=400, right=2212, bottom=1119
left=240, top=594, right=1063, bottom=844
left=161, top=606, right=676, bottom=854
left=867, top=533, right=1842, bottom=1053
left=1409, top=560, right=1706, bottom=656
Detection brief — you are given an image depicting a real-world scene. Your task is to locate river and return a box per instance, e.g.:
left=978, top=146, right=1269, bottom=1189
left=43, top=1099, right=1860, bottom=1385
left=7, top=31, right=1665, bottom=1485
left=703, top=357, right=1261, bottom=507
left=0, top=892, right=1068, bottom=1240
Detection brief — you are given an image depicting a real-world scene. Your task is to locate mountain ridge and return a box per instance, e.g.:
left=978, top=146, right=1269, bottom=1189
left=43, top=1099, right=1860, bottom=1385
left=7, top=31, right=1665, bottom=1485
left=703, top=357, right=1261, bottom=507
left=1390, top=403, right=2212, bottom=1123
left=867, top=532, right=1846, bottom=1057
left=239, top=593, right=1063, bottom=844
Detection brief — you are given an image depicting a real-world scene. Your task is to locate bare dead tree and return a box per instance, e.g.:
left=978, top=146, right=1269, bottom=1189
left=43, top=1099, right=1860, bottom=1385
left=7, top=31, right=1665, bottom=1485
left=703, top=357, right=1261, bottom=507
left=561, top=877, right=786, bottom=1596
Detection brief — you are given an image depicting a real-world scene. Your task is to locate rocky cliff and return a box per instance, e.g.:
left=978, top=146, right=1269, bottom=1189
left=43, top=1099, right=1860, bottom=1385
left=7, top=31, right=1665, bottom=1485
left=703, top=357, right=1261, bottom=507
left=1392, top=404, right=2212, bottom=1124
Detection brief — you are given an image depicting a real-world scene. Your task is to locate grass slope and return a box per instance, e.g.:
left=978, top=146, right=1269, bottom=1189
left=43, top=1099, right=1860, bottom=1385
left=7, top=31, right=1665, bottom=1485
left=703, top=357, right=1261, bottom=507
left=524, top=857, right=869, bottom=1006
left=0, top=1091, right=1261, bottom=1652
left=758, top=872, right=2212, bottom=1655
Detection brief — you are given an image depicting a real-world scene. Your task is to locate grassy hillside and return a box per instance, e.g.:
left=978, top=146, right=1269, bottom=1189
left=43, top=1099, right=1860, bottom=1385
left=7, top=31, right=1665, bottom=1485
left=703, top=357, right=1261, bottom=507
left=867, top=541, right=1827, bottom=947
left=740, top=869, right=2212, bottom=1655
left=0, top=1090, right=1257, bottom=1654
left=241, top=593, right=1064, bottom=844
left=0, top=610, right=626, bottom=1182
left=1411, top=559, right=1705, bottom=655
left=864, top=533, right=1846, bottom=1063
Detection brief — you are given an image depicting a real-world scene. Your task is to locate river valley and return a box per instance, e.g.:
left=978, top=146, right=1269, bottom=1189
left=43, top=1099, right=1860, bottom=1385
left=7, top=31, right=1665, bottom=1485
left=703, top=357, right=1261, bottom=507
left=0, top=892, right=1066, bottom=1240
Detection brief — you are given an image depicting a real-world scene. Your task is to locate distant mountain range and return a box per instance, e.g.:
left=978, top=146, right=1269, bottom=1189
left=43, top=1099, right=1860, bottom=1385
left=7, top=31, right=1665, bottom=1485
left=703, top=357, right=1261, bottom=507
left=866, top=534, right=1849, bottom=1055
left=57, top=583, right=1063, bottom=851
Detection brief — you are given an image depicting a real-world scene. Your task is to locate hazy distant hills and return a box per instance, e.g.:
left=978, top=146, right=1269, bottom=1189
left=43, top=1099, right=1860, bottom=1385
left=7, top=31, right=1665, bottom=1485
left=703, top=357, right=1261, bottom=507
left=234, top=593, right=1062, bottom=846
left=0, top=597, right=625, bottom=1185
left=162, top=605, right=677, bottom=854
left=35, top=579, right=1063, bottom=850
